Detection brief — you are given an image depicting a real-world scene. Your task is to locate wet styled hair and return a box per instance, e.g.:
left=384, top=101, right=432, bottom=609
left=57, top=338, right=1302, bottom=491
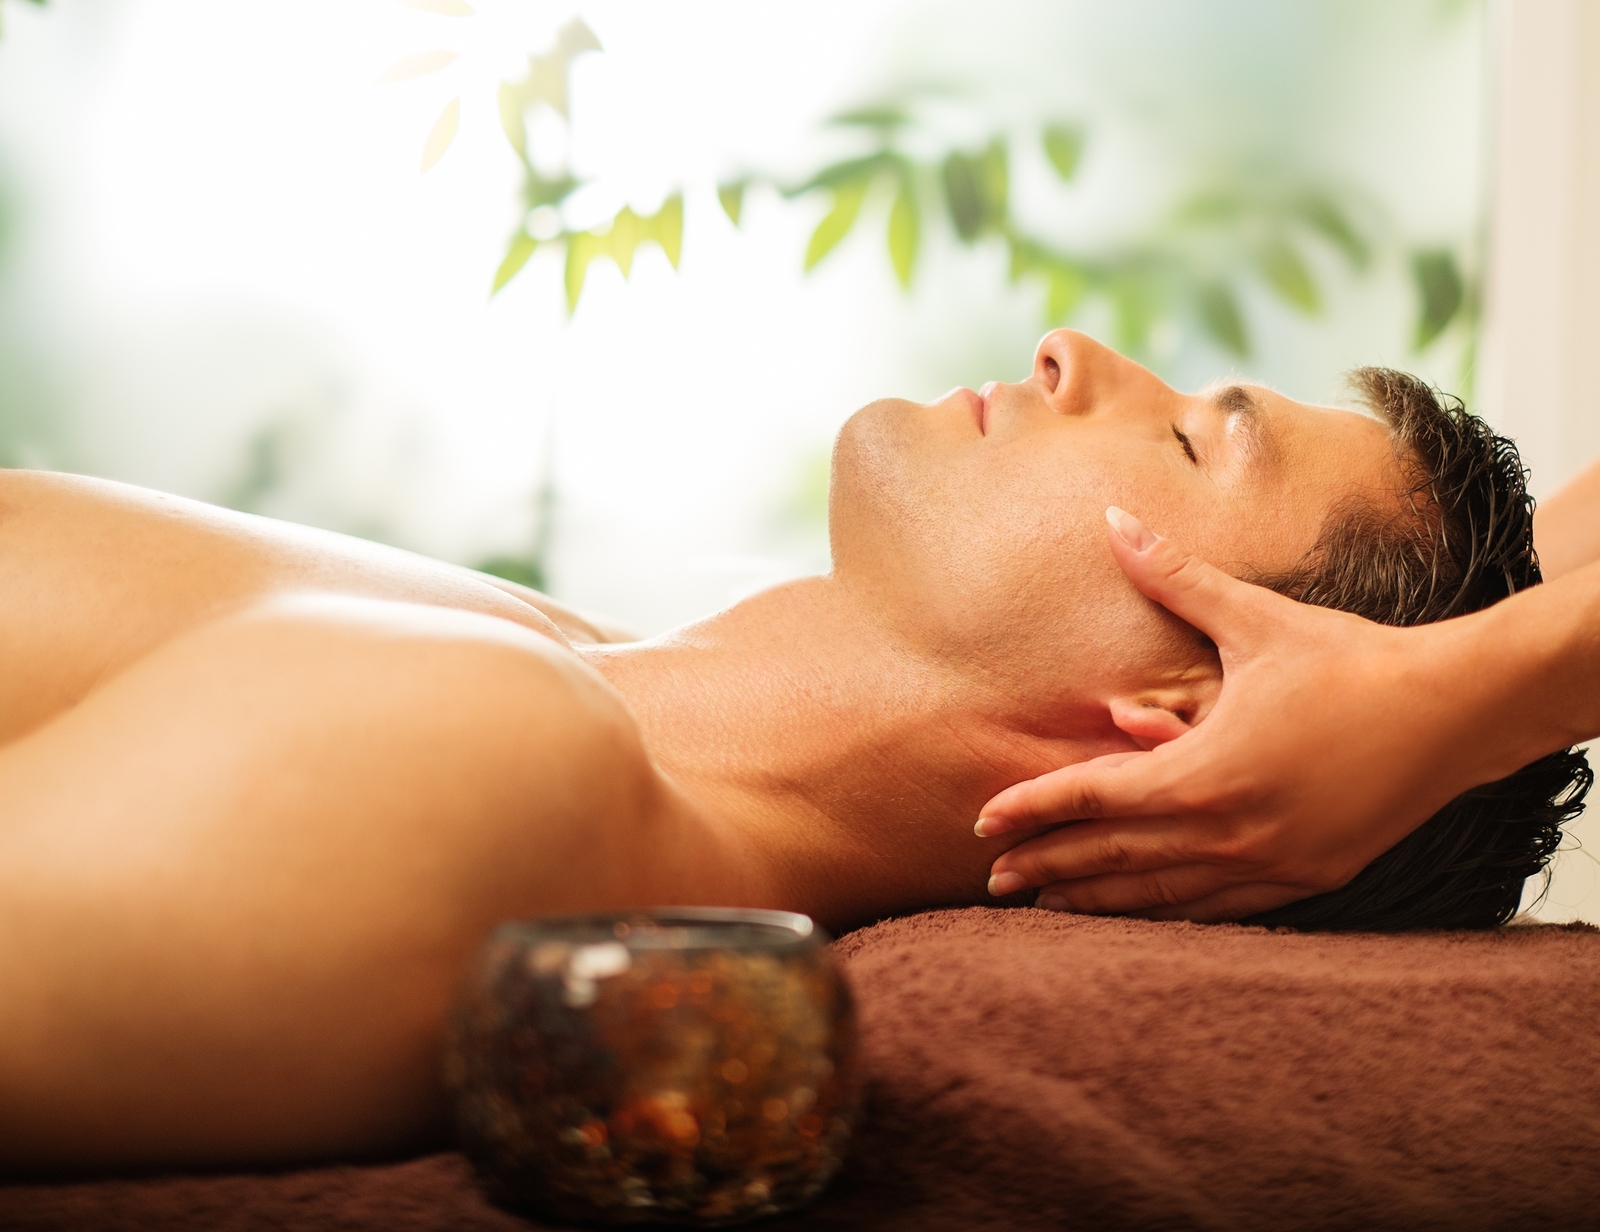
left=1244, top=368, right=1591, bottom=932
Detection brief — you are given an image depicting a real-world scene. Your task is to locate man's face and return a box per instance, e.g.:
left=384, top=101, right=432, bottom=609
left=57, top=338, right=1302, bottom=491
left=829, top=330, right=1401, bottom=728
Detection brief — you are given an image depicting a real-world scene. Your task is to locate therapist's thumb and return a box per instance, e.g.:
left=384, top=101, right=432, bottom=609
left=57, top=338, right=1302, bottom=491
left=1104, top=506, right=1274, bottom=643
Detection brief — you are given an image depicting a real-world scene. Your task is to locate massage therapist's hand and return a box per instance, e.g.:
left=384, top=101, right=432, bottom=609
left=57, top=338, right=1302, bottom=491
left=978, top=507, right=1521, bottom=922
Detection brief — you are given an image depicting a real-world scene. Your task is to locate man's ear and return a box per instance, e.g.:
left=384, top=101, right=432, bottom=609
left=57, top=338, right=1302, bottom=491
left=1107, top=693, right=1202, bottom=751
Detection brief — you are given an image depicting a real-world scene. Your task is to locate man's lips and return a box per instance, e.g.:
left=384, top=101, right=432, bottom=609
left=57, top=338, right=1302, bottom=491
left=978, top=382, right=998, bottom=434
left=942, top=386, right=988, bottom=435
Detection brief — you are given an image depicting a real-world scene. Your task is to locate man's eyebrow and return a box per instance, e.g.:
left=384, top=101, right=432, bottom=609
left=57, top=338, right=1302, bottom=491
left=1212, top=384, right=1275, bottom=467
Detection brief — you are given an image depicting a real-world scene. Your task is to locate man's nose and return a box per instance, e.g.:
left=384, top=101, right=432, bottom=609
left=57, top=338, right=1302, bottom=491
left=1030, top=329, right=1116, bottom=416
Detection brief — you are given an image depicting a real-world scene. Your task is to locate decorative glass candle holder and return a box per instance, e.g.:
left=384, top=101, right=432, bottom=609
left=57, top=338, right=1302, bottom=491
left=445, top=908, right=860, bottom=1226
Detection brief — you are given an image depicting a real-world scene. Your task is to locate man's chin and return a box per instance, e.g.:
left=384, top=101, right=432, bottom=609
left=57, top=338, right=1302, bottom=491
left=827, top=398, right=937, bottom=579
left=834, top=397, right=918, bottom=467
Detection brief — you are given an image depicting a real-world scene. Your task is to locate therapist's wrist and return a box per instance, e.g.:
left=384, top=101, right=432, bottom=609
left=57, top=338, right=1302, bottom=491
left=1432, top=584, right=1591, bottom=788
left=1362, top=614, right=1506, bottom=812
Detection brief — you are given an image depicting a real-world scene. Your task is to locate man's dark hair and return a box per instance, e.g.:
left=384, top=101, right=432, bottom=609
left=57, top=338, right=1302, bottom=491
left=1244, top=367, right=1592, bottom=932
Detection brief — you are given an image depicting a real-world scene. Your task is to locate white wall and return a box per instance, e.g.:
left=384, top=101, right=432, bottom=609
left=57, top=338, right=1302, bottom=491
left=1483, top=1, right=1600, bottom=921
left=1480, top=0, right=1600, bottom=497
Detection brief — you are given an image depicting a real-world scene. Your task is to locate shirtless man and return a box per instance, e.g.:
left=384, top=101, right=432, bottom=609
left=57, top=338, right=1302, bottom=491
left=0, top=330, right=1580, bottom=1172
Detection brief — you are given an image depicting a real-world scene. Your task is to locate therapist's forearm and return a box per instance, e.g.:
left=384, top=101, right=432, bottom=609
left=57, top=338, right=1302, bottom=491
left=1534, top=455, right=1600, bottom=581
left=1452, top=556, right=1600, bottom=783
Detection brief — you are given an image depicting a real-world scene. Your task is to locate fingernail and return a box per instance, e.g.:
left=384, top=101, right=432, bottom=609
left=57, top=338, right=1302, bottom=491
left=974, top=816, right=998, bottom=837
left=1105, top=505, right=1158, bottom=551
left=988, top=871, right=1027, bottom=897
left=1037, top=894, right=1068, bottom=912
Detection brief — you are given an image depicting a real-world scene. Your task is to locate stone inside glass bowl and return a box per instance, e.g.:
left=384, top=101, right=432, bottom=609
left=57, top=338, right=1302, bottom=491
left=445, top=907, right=861, bottom=1226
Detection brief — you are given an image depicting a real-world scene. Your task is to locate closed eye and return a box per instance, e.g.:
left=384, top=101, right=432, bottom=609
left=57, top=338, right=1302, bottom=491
left=1172, top=426, right=1197, bottom=464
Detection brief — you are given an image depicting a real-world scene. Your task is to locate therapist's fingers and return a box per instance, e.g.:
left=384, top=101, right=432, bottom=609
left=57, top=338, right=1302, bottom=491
left=1126, top=881, right=1306, bottom=924
left=1029, top=864, right=1240, bottom=916
left=987, top=812, right=1229, bottom=886
left=1104, top=506, right=1281, bottom=652
left=976, top=748, right=1196, bottom=835
left=1031, top=870, right=1302, bottom=922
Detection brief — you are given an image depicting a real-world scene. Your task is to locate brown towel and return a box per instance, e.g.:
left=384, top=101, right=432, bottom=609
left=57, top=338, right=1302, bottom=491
left=7, top=908, right=1599, bottom=1230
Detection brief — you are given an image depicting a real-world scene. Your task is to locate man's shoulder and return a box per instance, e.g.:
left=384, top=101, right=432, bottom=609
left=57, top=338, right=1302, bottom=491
left=211, top=592, right=659, bottom=822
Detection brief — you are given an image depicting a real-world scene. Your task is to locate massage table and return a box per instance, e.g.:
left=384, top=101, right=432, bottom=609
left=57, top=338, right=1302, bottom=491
left=8, top=908, right=1600, bottom=1230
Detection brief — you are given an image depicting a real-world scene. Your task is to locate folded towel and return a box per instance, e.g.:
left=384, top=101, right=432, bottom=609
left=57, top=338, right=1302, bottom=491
left=7, top=908, right=1599, bottom=1230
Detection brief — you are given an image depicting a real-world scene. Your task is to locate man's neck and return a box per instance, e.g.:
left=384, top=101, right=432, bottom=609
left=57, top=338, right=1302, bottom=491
left=580, top=576, right=1116, bottom=930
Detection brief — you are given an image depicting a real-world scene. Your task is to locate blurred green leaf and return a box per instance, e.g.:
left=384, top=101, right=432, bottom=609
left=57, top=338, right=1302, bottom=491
left=1006, top=237, right=1089, bottom=323
left=502, top=16, right=602, bottom=121
left=887, top=177, right=919, bottom=289
left=805, top=180, right=868, bottom=271
left=791, top=153, right=897, bottom=196
left=1042, top=124, right=1085, bottom=181
left=521, top=170, right=579, bottom=210
left=1295, top=193, right=1371, bottom=270
left=1007, top=241, right=1036, bottom=280
left=829, top=105, right=910, bottom=129
left=1046, top=263, right=1088, bottom=322
left=979, top=141, right=1008, bottom=216
left=223, top=420, right=298, bottom=514
left=491, top=230, right=537, bottom=295
left=563, top=194, right=684, bottom=313
left=943, top=154, right=982, bottom=238
left=650, top=193, right=684, bottom=268
left=609, top=208, right=642, bottom=277
left=497, top=82, right=527, bottom=156
left=718, top=180, right=746, bottom=226
left=943, top=140, right=1007, bottom=241
left=1110, top=272, right=1157, bottom=354
left=419, top=98, right=460, bottom=173
left=605, top=197, right=683, bottom=277
left=476, top=554, right=546, bottom=591
left=1256, top=238, right=1319, bottom=313
left=1175, top=190, right=1246, bottom=227
left=1197, top=282, right=1249, bottom=356
left=1006, top=235, right=1050, bottom=279
left=564, top=230, right=605, bottom=313
left=1412, top=248, right=1464, bottom=350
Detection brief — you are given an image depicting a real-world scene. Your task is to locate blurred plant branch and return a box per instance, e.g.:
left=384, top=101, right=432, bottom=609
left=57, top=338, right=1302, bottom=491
left=484, top=17, right=681, bottom=311
left=717, top=92, right=1477, bottom=368
left=378, top=8, right=682, bottom=313
left=456, top=18, right=1475, bottom=376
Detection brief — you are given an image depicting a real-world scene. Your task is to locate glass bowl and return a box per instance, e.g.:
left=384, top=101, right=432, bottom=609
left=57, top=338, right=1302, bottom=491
left=445, top=907, right=860, bottom=1226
